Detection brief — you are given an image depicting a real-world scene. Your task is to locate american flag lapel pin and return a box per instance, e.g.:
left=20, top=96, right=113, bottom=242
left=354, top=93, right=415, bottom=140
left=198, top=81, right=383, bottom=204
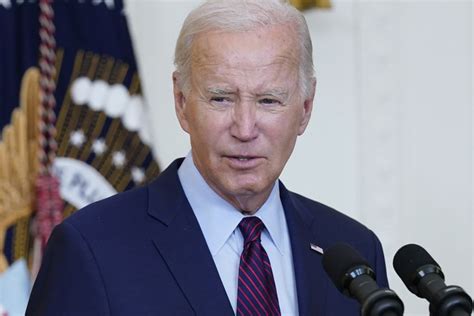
left=310, top=243, right=324, bottom=255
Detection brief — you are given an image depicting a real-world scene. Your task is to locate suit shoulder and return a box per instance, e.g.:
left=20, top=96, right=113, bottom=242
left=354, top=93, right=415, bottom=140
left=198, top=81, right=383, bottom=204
left=287, top=190, right=374, bottom=239
left=284, top=189, right=388, bottom=286
left=288, top=191, right=364, bottom=227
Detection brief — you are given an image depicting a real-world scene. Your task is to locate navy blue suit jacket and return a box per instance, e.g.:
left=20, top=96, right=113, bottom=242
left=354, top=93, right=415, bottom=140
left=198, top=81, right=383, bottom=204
left=27, top=159, right=388, bottom=315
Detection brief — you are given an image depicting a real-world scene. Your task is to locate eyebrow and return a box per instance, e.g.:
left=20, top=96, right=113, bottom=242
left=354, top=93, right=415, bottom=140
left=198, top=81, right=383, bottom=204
left=206, top=88, right=234, bottom=95
left=206, top=87, right=289, bottom=99
left=258, top=89, right=288, bottom=99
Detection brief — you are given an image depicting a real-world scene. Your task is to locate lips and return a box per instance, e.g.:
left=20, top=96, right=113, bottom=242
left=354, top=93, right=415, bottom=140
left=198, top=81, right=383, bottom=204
left=226, top=155, right=260, bottom=160
left=232, top=156, right=255, bottom=161
left=224, top=155, right=264, bottom=169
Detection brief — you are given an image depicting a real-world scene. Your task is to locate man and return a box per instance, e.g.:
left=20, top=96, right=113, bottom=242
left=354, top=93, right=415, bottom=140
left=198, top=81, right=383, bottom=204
left=27, top=0, right=388, bottom=315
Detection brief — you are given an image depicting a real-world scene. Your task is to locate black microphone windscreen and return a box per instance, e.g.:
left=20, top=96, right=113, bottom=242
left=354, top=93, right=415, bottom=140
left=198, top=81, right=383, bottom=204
left=393, top=244, right=441, bottom=287
left=322, top=243, right=371, bottom=292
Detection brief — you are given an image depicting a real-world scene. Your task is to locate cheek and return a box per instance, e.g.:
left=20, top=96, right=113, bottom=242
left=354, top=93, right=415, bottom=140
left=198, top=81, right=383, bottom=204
left=265, top=114, right=301, bottom=156
left=189, top=110, right=227, bottom=151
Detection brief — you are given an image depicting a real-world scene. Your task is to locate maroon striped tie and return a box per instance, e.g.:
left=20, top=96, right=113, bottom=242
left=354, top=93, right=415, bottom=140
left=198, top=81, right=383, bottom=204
left=237, top=217, right=281, bottom=316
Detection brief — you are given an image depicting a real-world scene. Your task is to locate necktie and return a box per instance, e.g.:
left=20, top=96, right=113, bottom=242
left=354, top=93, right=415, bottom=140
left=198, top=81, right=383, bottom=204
left=237, top=216, right=281, bottom=316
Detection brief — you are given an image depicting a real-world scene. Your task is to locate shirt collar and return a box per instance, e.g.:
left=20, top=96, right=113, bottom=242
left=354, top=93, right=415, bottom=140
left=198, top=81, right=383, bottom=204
left=177, top=153, right=286, bottom=256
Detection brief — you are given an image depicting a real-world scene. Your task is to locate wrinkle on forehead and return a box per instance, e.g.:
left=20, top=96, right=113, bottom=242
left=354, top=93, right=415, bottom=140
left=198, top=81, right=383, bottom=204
left=186, top=25, right=302, bottom=100
left=192, top=63, right=299, bottom=99
left=194, top=58, right=298, bottom=83
left=192, top=30, right=299, bottom=94
left=190, top=25, right=300, bottom=71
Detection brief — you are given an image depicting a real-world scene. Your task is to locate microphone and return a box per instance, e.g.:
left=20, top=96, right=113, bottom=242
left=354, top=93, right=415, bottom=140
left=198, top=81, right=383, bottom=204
left=322, top=243, right=404, bottom=316
left=393, top=244, right=473, bottom=316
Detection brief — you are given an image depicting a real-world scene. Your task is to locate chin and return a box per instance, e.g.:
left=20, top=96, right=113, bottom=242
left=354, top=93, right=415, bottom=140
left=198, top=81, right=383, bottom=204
left=225, top=180, right=268, bottom=197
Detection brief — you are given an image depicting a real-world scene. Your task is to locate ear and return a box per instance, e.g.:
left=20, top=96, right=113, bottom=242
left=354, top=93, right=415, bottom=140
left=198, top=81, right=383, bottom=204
left=173, top=71, right=190, bottom=133
left=298, top=77, right=316, bottom=135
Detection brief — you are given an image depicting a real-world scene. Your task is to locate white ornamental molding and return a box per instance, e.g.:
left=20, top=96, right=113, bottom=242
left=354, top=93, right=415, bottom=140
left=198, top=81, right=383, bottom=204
left=354, top=1, right=402, bottom=255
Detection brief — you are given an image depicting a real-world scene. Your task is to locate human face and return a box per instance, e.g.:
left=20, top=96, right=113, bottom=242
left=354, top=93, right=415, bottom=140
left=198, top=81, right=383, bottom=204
left=174, top=24, right=315, bottom=213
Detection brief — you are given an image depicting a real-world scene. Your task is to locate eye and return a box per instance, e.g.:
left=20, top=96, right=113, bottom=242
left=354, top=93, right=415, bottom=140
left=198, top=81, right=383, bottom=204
left=210, top=96, right=234, bottom=107
left=211, top=97, right=228, bottom=103
left=259, top=98, right=281, bottom=106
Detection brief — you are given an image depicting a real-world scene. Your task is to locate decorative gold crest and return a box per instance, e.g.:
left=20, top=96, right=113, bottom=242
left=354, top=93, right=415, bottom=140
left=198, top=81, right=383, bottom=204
left=0, top=68, right=41, bottom=272
left=289, top=0, right=332, bottom=11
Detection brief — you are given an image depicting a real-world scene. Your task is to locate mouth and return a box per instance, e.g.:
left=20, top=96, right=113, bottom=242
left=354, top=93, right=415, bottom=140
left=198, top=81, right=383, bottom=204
left=224, top=155, right=264, bottom=169
left=235, top=156, right=255, bottom=161
left=226, top=155, right=260, bottom=160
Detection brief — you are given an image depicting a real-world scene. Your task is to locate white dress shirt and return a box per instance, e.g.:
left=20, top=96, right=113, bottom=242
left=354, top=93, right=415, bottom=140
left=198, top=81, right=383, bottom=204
left=178, top=153, right=299, bottom=315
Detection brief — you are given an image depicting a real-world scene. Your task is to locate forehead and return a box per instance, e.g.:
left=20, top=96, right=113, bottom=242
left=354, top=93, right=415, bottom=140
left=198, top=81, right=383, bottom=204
left=190, top=24, right=300, bottom=75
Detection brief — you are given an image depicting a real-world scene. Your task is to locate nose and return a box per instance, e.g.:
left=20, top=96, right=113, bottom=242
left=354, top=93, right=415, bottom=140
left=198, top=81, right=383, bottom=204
left=230, top=100, right=259, bottom=142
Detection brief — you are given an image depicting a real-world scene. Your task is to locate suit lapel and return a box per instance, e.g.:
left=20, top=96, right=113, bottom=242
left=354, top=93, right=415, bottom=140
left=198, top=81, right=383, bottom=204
left=145, top=160, right=331, bottom=315
left=280, top=182, right=329, bottom=316
left=147, top=159, right=234, bottom=316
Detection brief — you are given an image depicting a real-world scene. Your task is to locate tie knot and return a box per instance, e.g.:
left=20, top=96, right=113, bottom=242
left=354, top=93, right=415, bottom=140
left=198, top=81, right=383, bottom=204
left=239, top=216, right=264, bottom=244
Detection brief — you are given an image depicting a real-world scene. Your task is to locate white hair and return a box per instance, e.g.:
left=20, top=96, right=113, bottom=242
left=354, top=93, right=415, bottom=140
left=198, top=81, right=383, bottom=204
left=174, top=0, right=315, bottom=98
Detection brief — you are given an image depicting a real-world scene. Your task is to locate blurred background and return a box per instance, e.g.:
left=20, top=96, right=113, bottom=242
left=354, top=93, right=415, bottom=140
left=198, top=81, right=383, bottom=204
left=125, top=1, right=473, bottom=315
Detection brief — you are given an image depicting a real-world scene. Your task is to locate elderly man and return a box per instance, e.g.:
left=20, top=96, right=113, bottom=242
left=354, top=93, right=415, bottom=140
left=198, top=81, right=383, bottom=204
left=27, top=0, right=388, bottom=315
